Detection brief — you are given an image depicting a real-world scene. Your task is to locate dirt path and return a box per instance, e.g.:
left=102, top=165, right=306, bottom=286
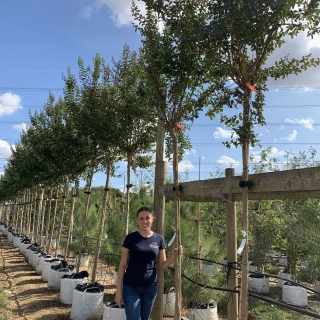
left=0, top=232, right=73, bottom=320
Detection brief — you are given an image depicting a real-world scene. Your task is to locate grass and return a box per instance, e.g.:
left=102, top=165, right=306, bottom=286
left=249, top=301, right=320, bottom=320
left=0, top=288, right=9, bottom=320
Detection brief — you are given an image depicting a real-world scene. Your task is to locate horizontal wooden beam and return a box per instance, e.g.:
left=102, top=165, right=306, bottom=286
left=159, top=167, right=320, bottom=202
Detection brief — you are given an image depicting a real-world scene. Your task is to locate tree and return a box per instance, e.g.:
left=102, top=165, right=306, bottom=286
left=133, top=2, right=223, bottom=318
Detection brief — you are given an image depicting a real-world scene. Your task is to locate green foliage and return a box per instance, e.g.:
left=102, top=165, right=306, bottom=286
left=0, top=289, right=8, bottom=320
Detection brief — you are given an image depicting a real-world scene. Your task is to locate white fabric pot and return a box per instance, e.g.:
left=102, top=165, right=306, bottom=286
left=47, top=269, right=71, bottom=290
left=70, top=289, right=104, bottom=320
left=113, top=271, right=118, bottom=286
left=188, top=303, right=218, bottom=320
left=314, top=280, right=320, bottom=296
left=279, top=255, right=288, bottom=267
left=32, top=252, right=42, bottom=269
left=278, top=272, right=295, bottom=288
left=60, top=278, right=87, bottom=305
left=163, top=292, right=175, bottom=316
left=75, top=254, right=89, bottom=268
left=36, top=255, right=51, bottom=275
left=202, top=264, right=218, bottom=276
left=248, top=275, right=269, bottom=294
left=282, top=282, right=308, bottom=307
left=103, top=304, right=126, bottom=320
left=42, top=259, right=60, bottom=282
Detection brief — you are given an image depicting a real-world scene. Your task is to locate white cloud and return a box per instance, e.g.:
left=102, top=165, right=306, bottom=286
left=213, top=127, right=238, bottom=139
left=12, top=123, right=28, bottom=132
left=0, top=92, right=23, bottom=117
left=81, top=0, right=146, bottom=26
left=0, top=140, right=12, bottom=159
left=184, top=148, right=197, bottom=157
left=166, top=160, right=194, bottom=173
left=216, top=155, right=240, bottom=167
left=284, top=129, right=298, bottom=141
left=285, top=117, right=314, bottom=130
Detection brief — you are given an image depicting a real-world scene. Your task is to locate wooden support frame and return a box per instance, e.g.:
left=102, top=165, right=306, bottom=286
left=159, top=166, right=320, bottom=320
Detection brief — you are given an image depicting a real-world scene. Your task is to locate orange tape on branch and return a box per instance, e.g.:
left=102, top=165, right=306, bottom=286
left=246, top=82, right=259, bottom=93
left=176, top=123, right=186, bottom=131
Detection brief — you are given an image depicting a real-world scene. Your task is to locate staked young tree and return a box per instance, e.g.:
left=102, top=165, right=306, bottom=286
left=133, top=1, right=224, bottom=318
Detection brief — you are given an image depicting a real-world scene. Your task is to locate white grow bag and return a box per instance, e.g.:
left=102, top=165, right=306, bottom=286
left=42, top=259, right=60, bottom=282
left=163, top=292, right=175, bottom=317
left=13, top=235, right=22, bottom=248
left=70, top=288, right=104, bottom=320
left=75, top=253, right=90, bottom=268
left=278, top=271, right=295, bottom=288
left=113, top=271, right=118, bottom=286
left=282, top=281, right=308, bottom=307
left=36, top=255, right=52, bottom=275
left=188, top=303, right=218, bottom=320
left=7, top=232, right=13, bottom=243
left=32, top=252, right=43, bottom=269
left=103, top=304, right=126, bottom=320
left=248, top=275, right=269, bottom=294
left=60, top=277, right=87, bottom=305
left=47, top=268, right=72, bottom=290
left=202, top=264, right=218, bottom=276
left=279, top=255, right=288, bottom=267
left=314, top=280, right=320, bottom=296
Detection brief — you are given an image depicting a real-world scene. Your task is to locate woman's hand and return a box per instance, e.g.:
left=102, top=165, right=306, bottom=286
left=170, top=245, right=183, bottom=257
left=115, top=289, right=123, bottom=307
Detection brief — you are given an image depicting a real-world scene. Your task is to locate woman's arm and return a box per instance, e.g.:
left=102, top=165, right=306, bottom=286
left=158, top=246, right=183, bottom=270
left=115, top=247, right=129, bottom=307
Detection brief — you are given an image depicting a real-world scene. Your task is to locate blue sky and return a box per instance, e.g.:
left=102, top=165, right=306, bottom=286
left=0, top=1, right=320, bottom=190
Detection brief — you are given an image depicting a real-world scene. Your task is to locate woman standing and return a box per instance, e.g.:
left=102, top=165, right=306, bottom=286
left=115, top=206, right=182, bottom=320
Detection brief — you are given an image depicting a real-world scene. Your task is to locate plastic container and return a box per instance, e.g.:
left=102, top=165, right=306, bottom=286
left=75, top=253, right=89, bottom=268
left=41, top=259, right=60, bottom=282
left=60, top=277, right=88, bottom=305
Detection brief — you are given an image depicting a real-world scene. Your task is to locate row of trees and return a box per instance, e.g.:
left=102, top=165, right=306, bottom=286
left=1, top=1, right=320, bottom=318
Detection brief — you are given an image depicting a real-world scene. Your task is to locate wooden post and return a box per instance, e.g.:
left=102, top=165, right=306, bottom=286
left=39, top=193, right=47, bottom=246
left=44, top=189, right=53, bottom=250
left=65, top=186, right=76, bottom=259
left=91, top=162, right=111, bottom=283
left=124, top=154, right=131, bottom=237
left=47, top=191, right=58, bottom=254
left=151, top=114, right=166, bottom=320
left=240, top=89, right=251, bottom=320
left=56, top=178, right=68, bottom=257
left=225, top=168, right=238, bottom=320
left=77, top=166, right=94, bottom=273
left=197, top=157, right=201, bottom=275
left=35, top=188, right=44, bottom=244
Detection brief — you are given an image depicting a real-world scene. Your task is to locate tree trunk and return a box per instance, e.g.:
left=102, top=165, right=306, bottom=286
left=91, top=162, right=111, bottom=283
left=47, top=191, right=58, bottom=254
left=65, top=186, right=77, bottom=259
left=151, top=114, right=166, bottom=320
left=44, top=189, right=53, bottom=249
left=171, top=130, right=182, bottom=320
left=77, top=166, right=94, bottom=273
left=239, top=89, right=251, bottom=320
left=35, top=188, right=44, bottom=244
left=124, top=153, right=131, bottom=237
left=56, top=178, right=68, bottom=257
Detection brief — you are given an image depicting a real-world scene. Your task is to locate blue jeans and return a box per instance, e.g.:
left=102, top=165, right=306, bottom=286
left=123, top=283, right=158, bottom=320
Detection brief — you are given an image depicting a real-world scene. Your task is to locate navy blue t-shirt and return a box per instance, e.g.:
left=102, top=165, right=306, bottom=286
left=122, top=231, right=166, bottom=287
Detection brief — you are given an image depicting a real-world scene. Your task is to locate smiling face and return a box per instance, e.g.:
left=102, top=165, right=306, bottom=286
left=137, top=210, right=154, bottom=232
